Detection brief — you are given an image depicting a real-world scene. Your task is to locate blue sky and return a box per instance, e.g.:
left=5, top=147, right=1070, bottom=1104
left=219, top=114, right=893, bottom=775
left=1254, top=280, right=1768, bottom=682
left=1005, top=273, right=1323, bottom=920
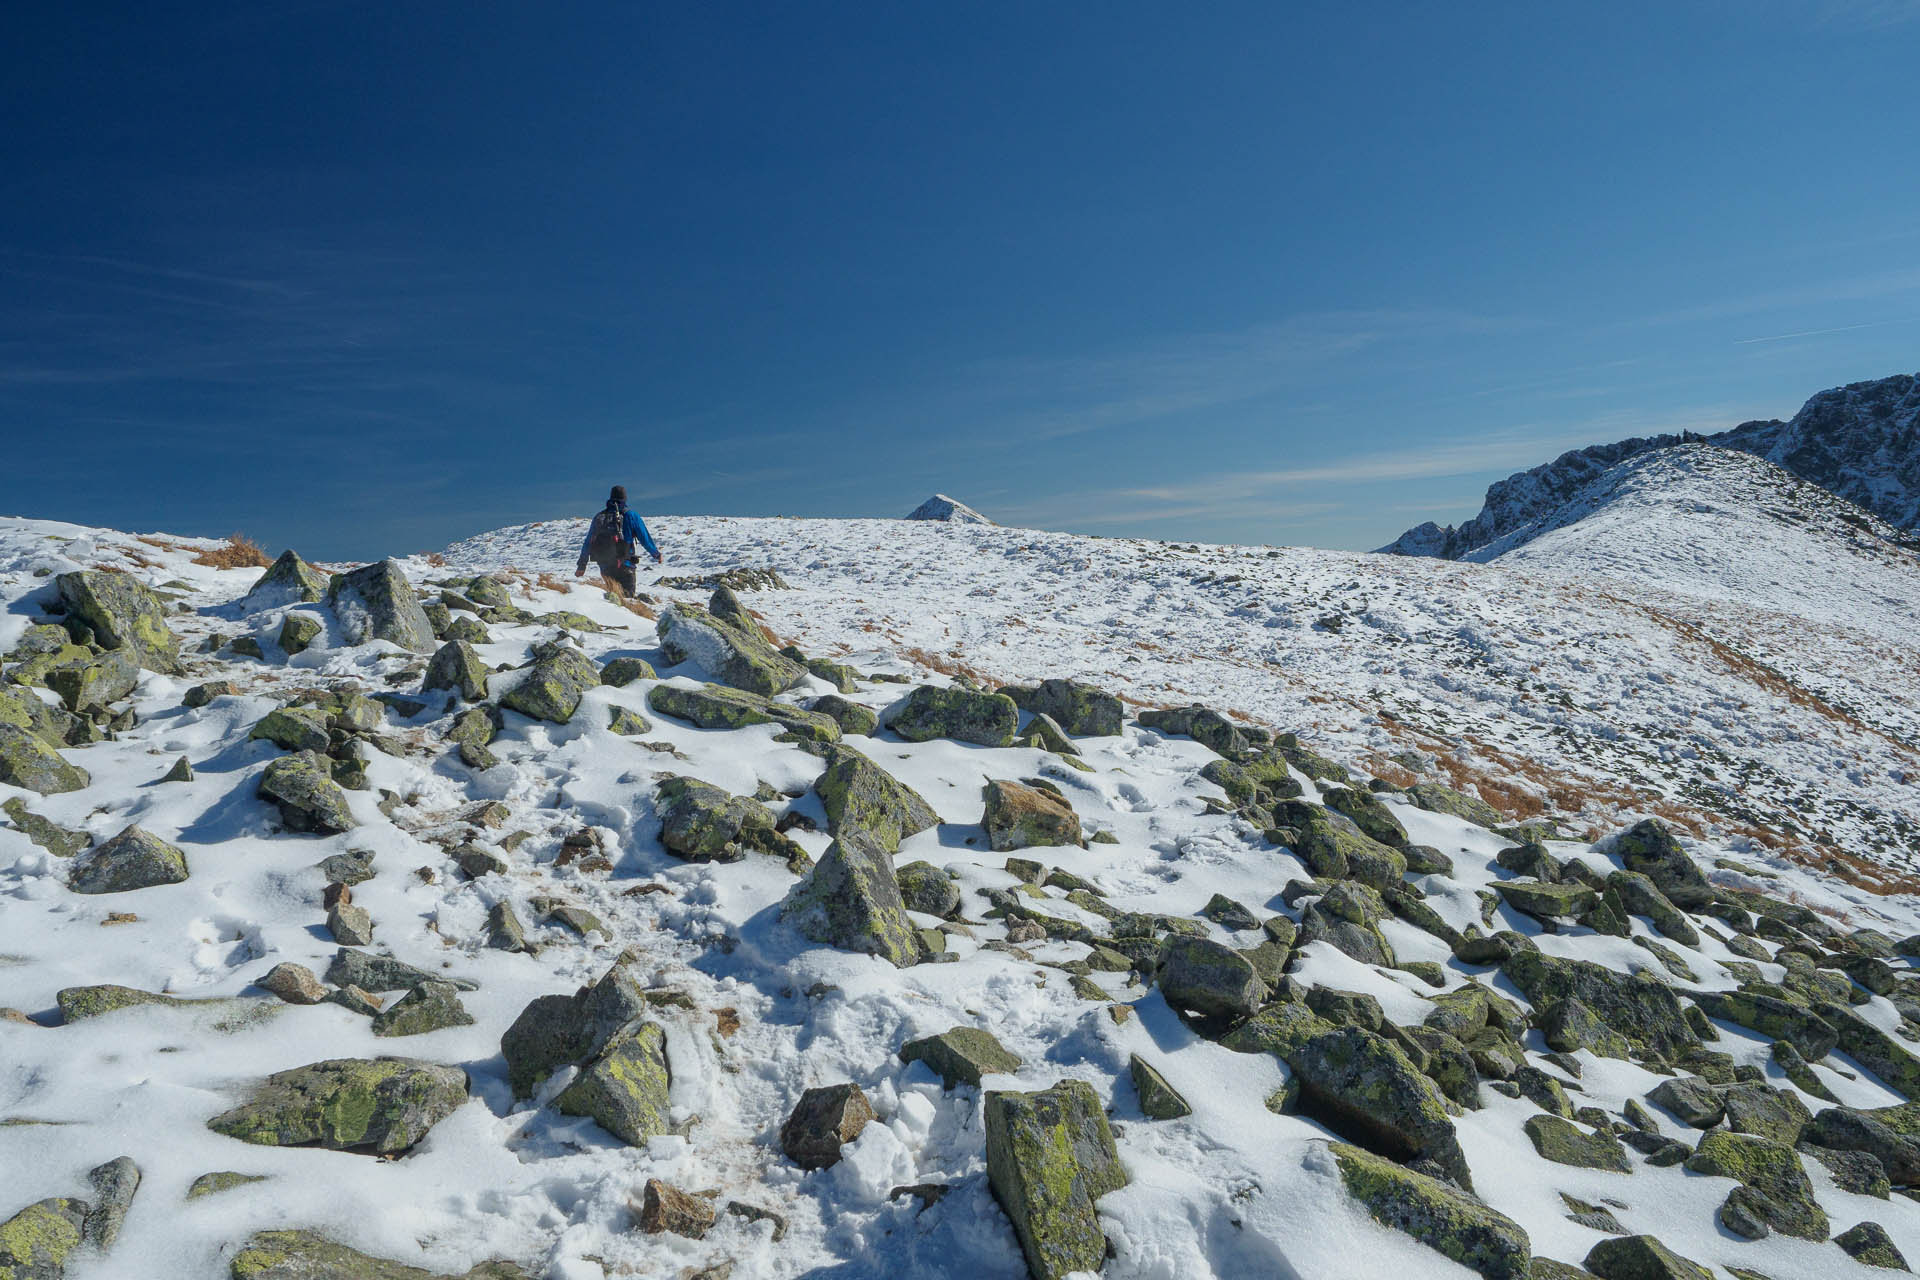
left=4, top=2, right=1918, bottom=559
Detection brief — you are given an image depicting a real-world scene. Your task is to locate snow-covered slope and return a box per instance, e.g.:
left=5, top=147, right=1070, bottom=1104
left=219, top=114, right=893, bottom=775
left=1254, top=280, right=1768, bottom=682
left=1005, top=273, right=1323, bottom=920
left=903, top=495, right=993, bottom=525
left=5, top=513, right=1920, bottom=1280
left=1384, top=372, right=1920, bottom=559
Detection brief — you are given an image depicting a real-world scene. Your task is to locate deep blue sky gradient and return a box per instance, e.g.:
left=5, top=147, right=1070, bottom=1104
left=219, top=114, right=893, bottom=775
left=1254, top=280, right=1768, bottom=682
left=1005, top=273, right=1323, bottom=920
left=4, top=2, right=1919, bottom=558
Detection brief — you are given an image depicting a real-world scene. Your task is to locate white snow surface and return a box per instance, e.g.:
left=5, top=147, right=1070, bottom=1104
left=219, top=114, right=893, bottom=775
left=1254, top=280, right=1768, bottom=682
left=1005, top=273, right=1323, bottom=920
left=1, top=510, right=1919, bottom=1279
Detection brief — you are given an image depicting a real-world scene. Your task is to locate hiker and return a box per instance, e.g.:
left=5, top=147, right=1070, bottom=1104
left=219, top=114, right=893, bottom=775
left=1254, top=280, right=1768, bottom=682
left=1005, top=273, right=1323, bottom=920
left=575, top=485, right=661, bottom=595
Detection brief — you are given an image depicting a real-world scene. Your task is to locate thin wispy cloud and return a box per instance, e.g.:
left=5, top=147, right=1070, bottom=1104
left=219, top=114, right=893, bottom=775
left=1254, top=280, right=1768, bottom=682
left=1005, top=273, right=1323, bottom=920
left=1733, top=316, right=1920, bottom=344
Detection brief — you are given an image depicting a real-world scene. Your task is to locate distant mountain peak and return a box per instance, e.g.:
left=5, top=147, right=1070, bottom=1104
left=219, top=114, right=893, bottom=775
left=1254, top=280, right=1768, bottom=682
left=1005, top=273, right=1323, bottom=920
left=1381, top=371, right=1920, bottom=559
left=904, top=493, right=993, bottom=524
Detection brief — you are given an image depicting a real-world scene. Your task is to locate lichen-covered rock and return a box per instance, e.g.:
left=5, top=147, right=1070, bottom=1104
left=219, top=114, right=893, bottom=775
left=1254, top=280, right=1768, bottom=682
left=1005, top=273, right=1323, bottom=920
left=43, top=648, right=138, bottom=714
left=1221, top=1001, right=1335, bottom=1060
left=888, top=685, right=1018, bottom=748
left=812, top=744, right=939, bottom=851
left=1128, top=1055, right=1192, bottom=1120
left=56, top=983, right=199, bottom=1022
left=1689, top=989, right=1837, bottom=1061
left=653, top=775, right=803, bottom=865
left=186, top=1171, right=266, bottom=1201
left=1284, top=1027, right=1472, bottom=1189
left=1835, top=1221, right=1909, bottom=1270
left=1683, top=1131, right=1828, bottom=1240
left=370, top=983, right=475, bottom=1038
left=783, top=831, right=920, bottom=967
left=259, top=963, right=327, bottom=1005
left=597, top=655, right=655, bottom=687
left=1803, top=1107, right=1920, bottom=1185
left=1718, top=1081, right=1811, bottom=1144
left=498, top=645, right=598, bottom=724
left=808, top=694, right=878, bottom=737
left=1503, top=950, right=1697, bottom=1065
left=324, top=949, right=470, bottom=995
left=258, top=751, right=356, bottom=833
left=982, top=779, right=1081, bottom=852
left=645, top=682, right=839, bottom=742
left=553, top=1021, right=673, bottom=1145
left=1523, top=1115, right=1629, bottom=1172
left=240, top=550, right=330, bottom=611
left=1583, top=1235, right=1713, bottom=1280
left=1272, top=801, right=1407, bottom=890
left=1137, top=705, right=1249, bottom=757
left=1817, top=1002, right=1920, bottom=1100
left=1494, top=880, right=1599, bottom=922
left=1297, top=880, right=1398, bottom=967
left=984, top=1079, right=1128, bottom=1280
left=1331, top=1142, right=1530, bottom=1279
left=206, top=1058, right=468, bottom=1155
left=1001, top=679, right=1124, bottom=737
left=900, top=1026, right=1023, bottom=1088
left=225, top=1229, right=530, bottom=1279
left=656, top=596, right=804, bottom=695
left=0, top=724, right=90, bottom=796
left=0, top=685, right=80, bottom=751
left=0, top=1196, right=89, bottom=1280
left=326, top=560, right=437, bottom=653
left=1647, top=1077, right=1724, bottom=1129
left=249, top=706, right=331, bottom=753
left=896, top=861, right=961, bottom=918
left=1405, top=783, right=1504, bottom=828
left=1608, top=818, right=1711, bottom=909
left=2, top=798, right=88, bottom=858
left=499, top=966, right=647, bottom=1097
left=67, top=824, right=188, bottom=894
left=1157, top=935, right=1264, bottom=1022
left=422, top=641, right=490, bottom=702
left=1604, top=871, right=1699, bottom=946
left=1323, top=786, right=1410, bottom=849
left=780, top=1082, right=875, bottom=1170
left=277, top=612, right=324, bottom=656
left=56, top=570, right=180, bottom=672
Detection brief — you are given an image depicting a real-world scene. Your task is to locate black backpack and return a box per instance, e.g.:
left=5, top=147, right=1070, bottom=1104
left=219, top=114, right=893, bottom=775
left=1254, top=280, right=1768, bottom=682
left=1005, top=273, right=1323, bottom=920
left=586, top=506, right=628, bottom=564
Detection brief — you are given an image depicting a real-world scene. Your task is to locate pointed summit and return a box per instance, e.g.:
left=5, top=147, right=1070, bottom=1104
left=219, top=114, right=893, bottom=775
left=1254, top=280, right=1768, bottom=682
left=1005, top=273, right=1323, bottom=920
left=904, top=494, right=993, bottom=525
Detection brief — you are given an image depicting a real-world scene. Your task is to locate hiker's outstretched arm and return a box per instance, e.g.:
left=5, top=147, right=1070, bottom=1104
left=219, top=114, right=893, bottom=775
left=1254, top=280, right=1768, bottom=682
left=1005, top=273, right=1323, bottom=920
left=629, top=511, right=661, bottom=561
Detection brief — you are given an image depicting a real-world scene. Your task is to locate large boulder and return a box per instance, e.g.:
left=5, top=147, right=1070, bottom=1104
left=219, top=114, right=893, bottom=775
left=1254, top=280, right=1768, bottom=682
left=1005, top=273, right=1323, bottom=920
left=1609, top=818, right=1711, bottom=909
left=1322, top=786, right=1410, bottom=850
left=653, top=775, right=804, bottom=866
left=55, top=570, right=180, bottom=672
left=984, top=1080, right=1128, bottom=1280
left=656, top=594, right=805, bottom=695
left=782, top=829, right=920, bottom=966
left=813, top=744, right=939, bottom=851
left=896, top=861, right=961, bottom=918
left=1502, top=949, right=1698, bottom=1065
left=326, top=560, right=437, bottom=653
left=205, top=1058, right=468, bottom=1155
left=1157, top=935, right=1264, bottom=1022
left=1684, top=1131, right=1829, bottom=1240
left=239, top=550, right=330, bottom=611
left=1405, top=783, right=1503, bottom=828
left=226, top=1230, right=530, bottom=1279
left=645, top=682, right=839, bottom=742
left=780, top=1083, right=875, bottom=1171
left=0, top=723, right=90, bottom=796
left=499, top=965, right=650, bottom=1098
left=1330, top=1142, right=1530, bottom=1279
left=498, top=645, right=598, bottom=724
left=1297, top=880, right=1398, bottom=967
left=1283, top=1027, right=1472, bottom=1190
left=1001, top=679, right=1123, bottom=737
left=981, top=779, right=1082, bottom=852
left=43, top=648, right=138, bottom=715
left=0, top=1197, right=89, bottom=1280
left=1818, top=1002, right=1920, bottom=1099
left=0, top=685, right=81, bottom=750
left=553, top=1022, right=673, bottom=1145
left=258, top=751, right=356, bottom=833
left=249, top=706, right=331, bottom=753
left=1583, top=1236, right=1713, bottom=1280
left=1606, top=871, right=1699, bottom=946
left=1136, top=705, right=1249, bottom=756
left=67, top=825, right=188, bottom=894
left=1803, top=1107, right=1920, bottom=1185
left=1690, top=989, right=1837, bottom=1061
left=1273, top=801, right=1406, bottom=890
left=422, top=641, right=490, bottom=702
left=888, top=685, right=1018, bottom=747
left=900, top=1027, right=1023, bottom=1088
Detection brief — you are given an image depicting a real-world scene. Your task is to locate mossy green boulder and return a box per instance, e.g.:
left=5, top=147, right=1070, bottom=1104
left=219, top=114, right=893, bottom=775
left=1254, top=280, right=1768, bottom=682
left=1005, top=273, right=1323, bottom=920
left=276, top=613, right=324, bottom=657
left=56, top=983, right=201, bottom=1022
left=1001, top=679, right=1123, bottom=737
left=259, top=751, right=356, bottom=833
left=1502, top=949, right=1697, bottom=1065
left=1284, top=1027, right=1472, bottom=1189
left=1272, top=800, right=1407, bottom=890
left=0, top=724, right=89, bottom=796
left=2, top=798, right=88, bottom=858
left=783, top=830, right=921, bottom=967
left=656, top=593, right=805, bottom=695
left=1137, top=705, right=1250, bottom=757
left=43, top=648, right=137, bottom=714
left=498, top=645, right=598, bottom=723
left=249, top=706, right=331, bottom=753
left=1128, top=1054, right=1192, bottom=1120
left=553, top=1021, right=673, bottom=1145
left=982, top=779, right=1082, bottom=852
left=422, top=641, right=490, bottom=702
left=326, top=560, right=437, bottom=653
left=1405, top=782, right=1503, bottom=828
left=654, top=774, right=804, bottom=866
left=1583, top=1235, right=1713, bottom=1280
left=0, top=686, right=80, bottom=751
left=808, top=694, right=879, bottom=737
left=227, top=1229, right=530, bottom=1279
left=983, top=1079, right=1128, bottom=1280
left=67, top=824, right=187, bottom=894
left=1523, top=1114, right=1629, bottom=1171
left=900, top=1026, right=1023, bottom=1088
left=812, top=744, right=939, bottom=851
left=646, top=681, right=839, bottom=742
left=1331, top=1142, right=1530, bottom=1279
left=1322, top=786, right=1410, bottom=849
left=206, top=1057, right=468, bottom=1156
left=499, top=965, right=651, bottom=1098
left=888, top=684, right=1018, bottom=747
left=0, top=1196, right=89, bottom=1280
left=1689, top=989, right=1837, bottom=1061
left=369, top=983, right=475, bottom=1038
left=599, top=656, right=656, bottom=687
left=1158, top=935, right=1264, bottom=1022
left=1683, top=1130, right=1828, bottom=1240
left=240, top=550, right=330, bottom=610
left=1610, top=818, right=1711, bottom=909
left=896, top=861, right=961, bottom=918
left=1494, top=881, right=1600, bottom=922
left=55, top=570, right=180, bottom=672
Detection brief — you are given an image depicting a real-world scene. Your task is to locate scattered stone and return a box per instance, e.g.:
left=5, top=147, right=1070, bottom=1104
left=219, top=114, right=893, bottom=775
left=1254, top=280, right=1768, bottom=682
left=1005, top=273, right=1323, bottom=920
left=278, top=612, right=324, bottom=656
left=636, top=1178, right=715, bottom=1238
left=206, top=1057, right=468, bottom=1155
left=44, top=648, right=138, bottom=714
left=1689, top=989, right=1837, bottom=1061
left=1609, top=818, right=1711, bottom=908
left=81, top=1156, right=139, bottom=1251
left=66, top=824, right=188, bottom=894
left=896, top=861, right=961, bottom=918
left=1683, top=1131, right=1828, bottom=1240
left=328, top=903, right=375, bottom=946
left=1503, top=950, right=1697, bottom=1065
left=1524, top=1115, right=1630, bottom=1172
left=1157, top=935, right=1264, bottom=1022
left=654, top=774, right=803, bottom=865
left=2, top=797, right=88, bottom=858
left=1835, top=1221, right=1910, bottom=1270
left=782, top=830, right=921, bottom=966
left=645, top=681, right=839, bottom=741
left=809, top=694, right=878, bottom=737
left=485, top=901, right=532, bottom=953
left=1405, top=783, right=1504, bottom=828
left=1285, top=1027, right=1472, bottom=1189
left=899, top=1026, right=1022, bottom=1088
left=323, top=949, right=471, bottom=993
left=259, top=750, right=356, bottom=833
left=780, top=1083, right=875, bottom=1170
left=326, top=559, right=438, bottom=652
left=1200, top=893, right=1261, bottom=931
left=0, top=722, right=90, bottom=795
left=371, top=982, right=475, bottom=1037
left=258, top=963, right=327, bottom=1005
left=982, top=779, right=1082, bottom=851
left=241, top=550, right=330, bottom=610
left=811, top=744, right=940, bottom=851
left=984, top=1080, right=1128, bottom=1280
left=499, top=644, right=599, bottom=723
left=1583, top=1234, right=1712, bottom=1280
left=1129, top=1054, right=1192, bottom=1120
left=888, top=684, right=1018, bottom=748
left=225, top=1229, right=529, bottom=1279
left=554, top=1022, right=673, bottom=1144
left=725, top=1200, right=788, bottom=1240
left=1002, top=679, right=1124, bottom=737
left=1647, top=1077, right=1724, bottom=1129
left=0, top=1196, right=89, bottom=1280
left=422, top=640, right=491, bottom=701
left=160, top=755, right=193, bottom=783
left=1330, top=1142, right=1530, bottom=1280
left=185, top=1171, right=266, bottom=1200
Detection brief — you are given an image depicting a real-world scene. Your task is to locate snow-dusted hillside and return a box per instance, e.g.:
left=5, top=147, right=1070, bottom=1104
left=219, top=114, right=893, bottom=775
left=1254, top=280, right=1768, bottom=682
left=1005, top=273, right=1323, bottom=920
left=5, top=512, right=1920, bottom=1280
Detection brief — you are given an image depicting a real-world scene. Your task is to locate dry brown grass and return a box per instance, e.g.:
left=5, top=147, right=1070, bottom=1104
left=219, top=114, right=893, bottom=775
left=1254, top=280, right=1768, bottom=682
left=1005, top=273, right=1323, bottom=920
left=423, top=552, right=448, bottom=568
left=191, top=534, right=272, bottom=570
left=901, top=646, right=999, bottom=687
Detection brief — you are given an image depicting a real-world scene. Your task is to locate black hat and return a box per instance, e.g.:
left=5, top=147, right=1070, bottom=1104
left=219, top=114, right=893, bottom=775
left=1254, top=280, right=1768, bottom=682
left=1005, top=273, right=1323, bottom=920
left=609, top=485, right=627, bottom=504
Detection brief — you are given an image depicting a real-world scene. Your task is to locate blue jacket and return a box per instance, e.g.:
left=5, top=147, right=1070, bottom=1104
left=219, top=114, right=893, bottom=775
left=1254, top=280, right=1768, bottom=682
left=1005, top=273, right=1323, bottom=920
left=578, top=504, right=660, bottom=567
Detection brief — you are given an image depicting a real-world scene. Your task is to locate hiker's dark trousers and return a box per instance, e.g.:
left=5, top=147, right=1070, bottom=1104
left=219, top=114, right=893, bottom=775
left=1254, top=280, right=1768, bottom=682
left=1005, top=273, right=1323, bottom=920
left=597, top=560, right=638, bottom=596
